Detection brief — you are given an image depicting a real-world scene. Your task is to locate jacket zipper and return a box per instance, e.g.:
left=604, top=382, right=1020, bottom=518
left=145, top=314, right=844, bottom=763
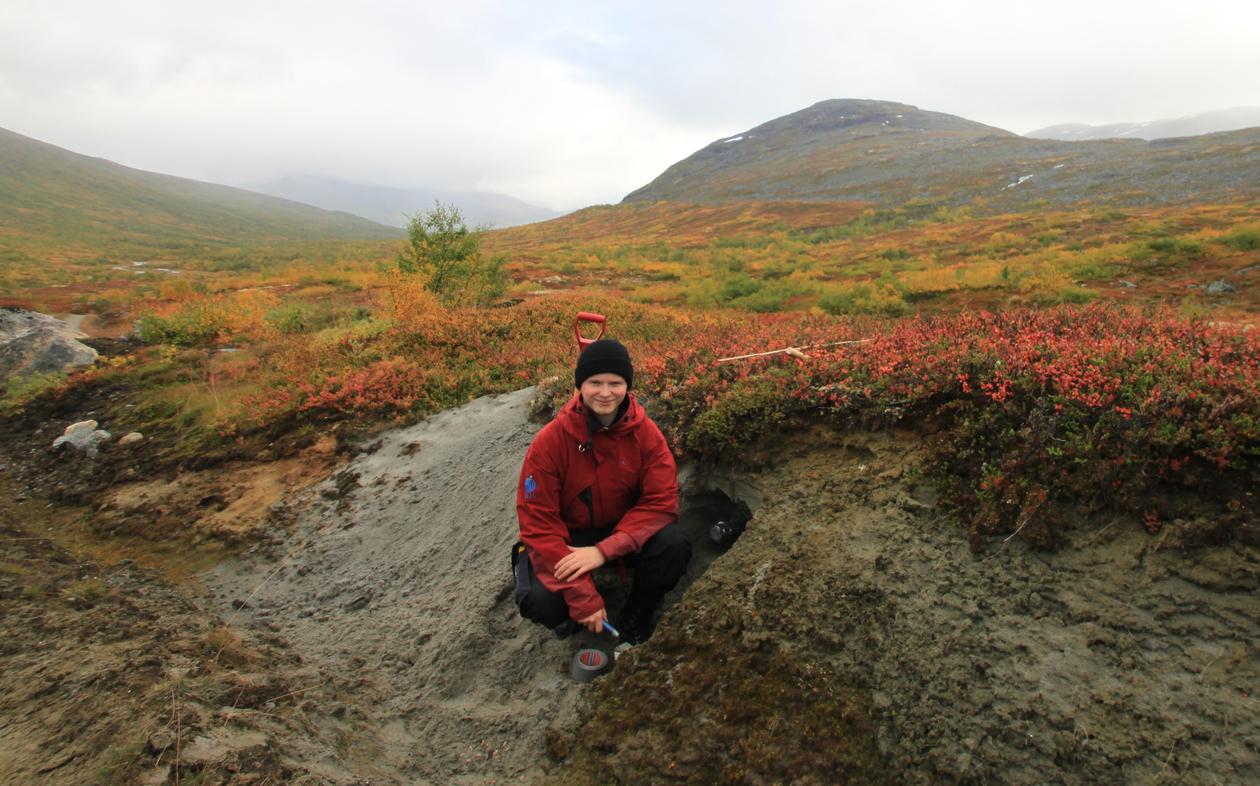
left=581, top=429, right=603, bottom=529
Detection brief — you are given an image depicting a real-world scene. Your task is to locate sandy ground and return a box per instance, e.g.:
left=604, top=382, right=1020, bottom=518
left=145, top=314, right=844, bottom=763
left=206, top=388, right=595, bottom=784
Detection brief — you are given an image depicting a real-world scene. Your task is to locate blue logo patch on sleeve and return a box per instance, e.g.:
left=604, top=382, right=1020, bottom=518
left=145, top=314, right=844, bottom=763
left=524, top=474, right=537, bottom=499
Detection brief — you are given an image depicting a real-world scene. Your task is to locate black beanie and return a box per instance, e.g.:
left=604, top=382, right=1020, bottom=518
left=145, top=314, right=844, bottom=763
left=574, top=339, right=634, bottom=390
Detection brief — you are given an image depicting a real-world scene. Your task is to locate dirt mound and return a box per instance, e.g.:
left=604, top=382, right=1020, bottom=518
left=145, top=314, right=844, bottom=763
left=550, top=428, right=1260, bottom=784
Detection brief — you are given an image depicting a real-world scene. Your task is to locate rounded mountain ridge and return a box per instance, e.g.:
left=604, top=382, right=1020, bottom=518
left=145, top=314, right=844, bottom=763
left=621, top=97, right=1021, bottom=204
left=724, top=98, right=1017, bottom=141
left=621, top=96, right=1260, bottom=208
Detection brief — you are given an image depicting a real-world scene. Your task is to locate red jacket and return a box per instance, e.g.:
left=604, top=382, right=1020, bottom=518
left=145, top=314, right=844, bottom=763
left=516, top=392, right=679, bottom=621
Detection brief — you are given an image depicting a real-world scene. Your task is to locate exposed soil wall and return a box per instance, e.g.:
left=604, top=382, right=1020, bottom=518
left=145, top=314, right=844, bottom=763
left=552, top=428, right=1260, bottom=785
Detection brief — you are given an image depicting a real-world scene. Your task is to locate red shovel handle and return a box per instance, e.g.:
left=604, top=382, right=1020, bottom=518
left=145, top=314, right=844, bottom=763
left=575, top=312, right=607, bottom=350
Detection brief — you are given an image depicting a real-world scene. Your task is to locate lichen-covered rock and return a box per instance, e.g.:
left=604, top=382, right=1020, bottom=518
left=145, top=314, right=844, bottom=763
left=0, top=308, right=98, bottom=380
left=118, top=432, right=145, bottom=447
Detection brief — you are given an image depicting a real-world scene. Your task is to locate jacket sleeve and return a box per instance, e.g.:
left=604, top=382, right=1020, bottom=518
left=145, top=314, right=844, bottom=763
left=516, top=428, right=604, bottom=621
left=598, top=419, right=679, bottom=561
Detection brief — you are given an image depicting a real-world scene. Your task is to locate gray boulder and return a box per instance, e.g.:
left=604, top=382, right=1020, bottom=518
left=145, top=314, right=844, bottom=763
left=0, top=308, right=98, bottom=380
left=1205, top=279, right=1236, bottom=295
left=52, top=420, right=112, bottom=455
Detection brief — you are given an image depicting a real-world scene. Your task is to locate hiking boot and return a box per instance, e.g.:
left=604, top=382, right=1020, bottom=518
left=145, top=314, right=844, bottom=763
left=552, top=620, right=580, bottom=639
left=614, top=604, right=657, bottom=645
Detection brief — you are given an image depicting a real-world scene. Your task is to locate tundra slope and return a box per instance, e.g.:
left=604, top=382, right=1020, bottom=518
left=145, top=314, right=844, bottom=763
left=623, top=98, right=1260, bottom=211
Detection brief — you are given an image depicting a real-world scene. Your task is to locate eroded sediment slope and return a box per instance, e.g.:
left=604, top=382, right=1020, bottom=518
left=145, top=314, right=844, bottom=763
left=555, top=428, right=1260, bottom=785
left=208, top=388, right=590, bottom=785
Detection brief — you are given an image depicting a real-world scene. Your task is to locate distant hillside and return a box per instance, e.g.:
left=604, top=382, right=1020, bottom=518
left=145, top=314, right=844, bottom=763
left=0, top=127, right=401, bottom=262
left=623, top=99, right=1260, bottom=210
left=1026, top=107, right=1260, bottom=141
left=250, top=175, right=560, bottom=229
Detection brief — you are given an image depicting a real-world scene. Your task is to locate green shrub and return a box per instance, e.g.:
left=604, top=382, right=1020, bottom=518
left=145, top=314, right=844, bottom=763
left=1146, top=237, right=1205, bottom=260
left=1055, top=287, right=1097, bottom=304
left=736, top=282, right=804, bottom=313
left=717, top=273, right=762, bottom=302
left=397, top=202, right=507, bottom=306
left=1220, top=227, right=1260, bottom=252
left=818, top=288, right=860, bottom=315
left=266, top=303, right=311, bottom=334
left=135, top=303, right=227, bottom=346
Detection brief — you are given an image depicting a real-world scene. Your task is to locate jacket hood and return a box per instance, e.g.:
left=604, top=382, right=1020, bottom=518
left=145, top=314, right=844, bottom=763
left=557, top=392, right=645, bottom=443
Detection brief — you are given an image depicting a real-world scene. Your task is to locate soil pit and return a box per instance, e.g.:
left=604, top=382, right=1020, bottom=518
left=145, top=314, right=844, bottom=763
left=204, top=392, right=1260, bottom=785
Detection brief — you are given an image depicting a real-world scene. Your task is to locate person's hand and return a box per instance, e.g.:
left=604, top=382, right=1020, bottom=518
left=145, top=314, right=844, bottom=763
left=577, top=607, right=608, bottom=634
left=554, top=546, right=606, bottom=582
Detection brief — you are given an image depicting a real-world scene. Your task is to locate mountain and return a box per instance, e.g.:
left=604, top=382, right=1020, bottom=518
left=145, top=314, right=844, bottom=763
left=0, top=127, right=400, bottom=260
left=249, top=175, right=561, bottom=229
left=622, top=99, right=1260, bottom=210
left=1026, top=107, right=1260, bottom=141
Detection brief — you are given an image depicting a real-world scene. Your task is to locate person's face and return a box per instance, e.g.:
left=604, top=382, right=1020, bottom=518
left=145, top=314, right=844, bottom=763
left=579, top=373, right=628, bottom=418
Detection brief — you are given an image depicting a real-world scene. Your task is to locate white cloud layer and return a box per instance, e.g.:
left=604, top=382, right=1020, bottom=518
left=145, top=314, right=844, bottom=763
left=2, top=0, right=1258, bottom=210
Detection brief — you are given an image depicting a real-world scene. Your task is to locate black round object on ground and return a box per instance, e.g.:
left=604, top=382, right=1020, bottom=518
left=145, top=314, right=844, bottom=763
left=570, top=648, right=612, bottom=682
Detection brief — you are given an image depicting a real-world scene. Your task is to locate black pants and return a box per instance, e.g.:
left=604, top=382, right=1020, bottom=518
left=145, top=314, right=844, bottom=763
left=514, top=522, right=692, bottom=629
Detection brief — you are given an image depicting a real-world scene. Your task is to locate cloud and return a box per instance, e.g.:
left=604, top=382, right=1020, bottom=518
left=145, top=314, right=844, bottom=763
left=1, top=0, right=1258, bottom=210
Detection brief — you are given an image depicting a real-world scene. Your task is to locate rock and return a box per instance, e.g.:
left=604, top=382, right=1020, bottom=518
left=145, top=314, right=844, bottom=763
left=1116, top=280, right=1137, bottom=288
left=51, top=420, right=112, bottom=455
left=64, top=420, right=99, bottom=440
left=0, top=308, right=98, bottom=380
left=1205, top=279, right=1236, bottom=294
left=118, top=432, right=144, bottom=446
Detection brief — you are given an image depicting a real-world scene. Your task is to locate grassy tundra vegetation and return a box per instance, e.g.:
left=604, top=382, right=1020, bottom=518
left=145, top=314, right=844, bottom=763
left=3, top=195, right=1258, bottom=548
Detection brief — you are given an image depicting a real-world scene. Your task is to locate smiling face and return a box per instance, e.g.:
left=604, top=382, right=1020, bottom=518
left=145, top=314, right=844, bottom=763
left=579, top=372, right=628, bottom=422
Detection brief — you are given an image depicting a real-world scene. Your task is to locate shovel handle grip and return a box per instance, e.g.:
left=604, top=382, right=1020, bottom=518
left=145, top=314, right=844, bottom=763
left=575, top=312, right=607, bottom=350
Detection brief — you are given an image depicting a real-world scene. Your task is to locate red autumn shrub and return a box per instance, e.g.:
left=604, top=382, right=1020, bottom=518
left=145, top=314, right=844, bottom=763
left=227, top=295, right=1257, bottom=547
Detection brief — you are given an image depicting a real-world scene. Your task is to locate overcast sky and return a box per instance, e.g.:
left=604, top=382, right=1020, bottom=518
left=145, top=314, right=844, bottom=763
left=3, top=1, right=1258, bottom=211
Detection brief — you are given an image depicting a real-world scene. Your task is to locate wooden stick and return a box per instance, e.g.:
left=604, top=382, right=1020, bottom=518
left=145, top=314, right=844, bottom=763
left=716, top=338, right=872, bottom=363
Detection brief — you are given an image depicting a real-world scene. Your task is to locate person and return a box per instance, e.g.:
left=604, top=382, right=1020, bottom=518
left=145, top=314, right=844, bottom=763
left=513, top=338, right=691, bottom=644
